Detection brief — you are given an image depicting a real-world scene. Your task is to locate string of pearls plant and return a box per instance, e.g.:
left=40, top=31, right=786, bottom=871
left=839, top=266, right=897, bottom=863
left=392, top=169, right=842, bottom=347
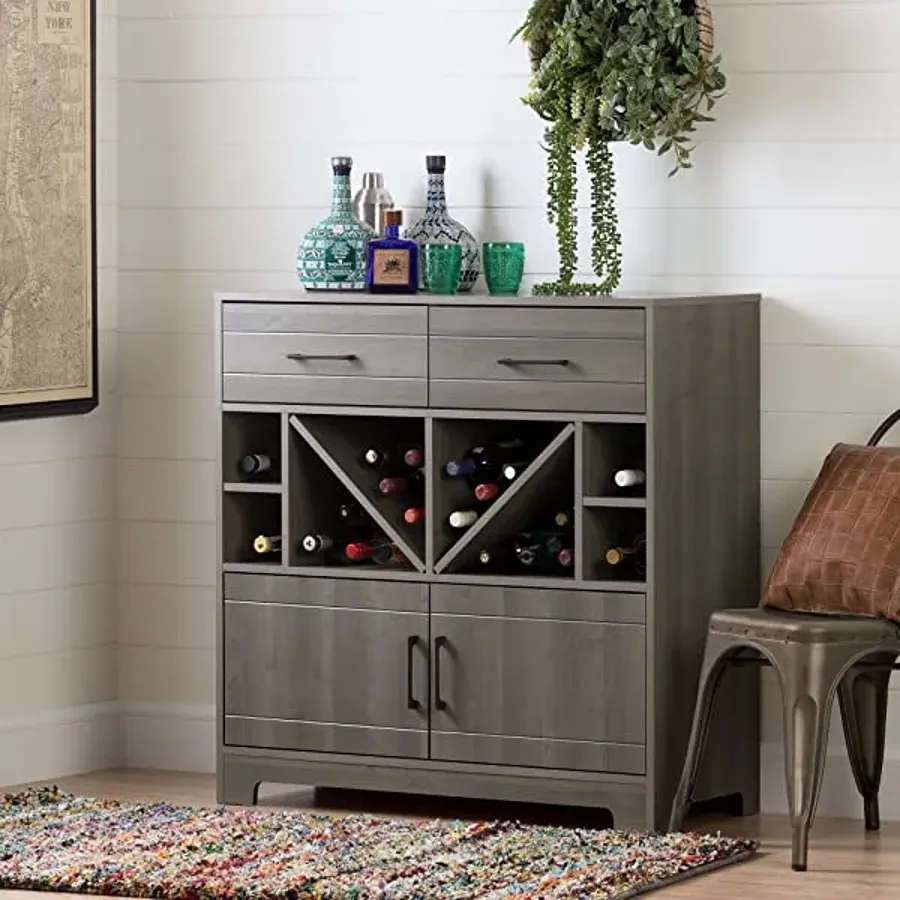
left=514, top=0, right=727, bottom=296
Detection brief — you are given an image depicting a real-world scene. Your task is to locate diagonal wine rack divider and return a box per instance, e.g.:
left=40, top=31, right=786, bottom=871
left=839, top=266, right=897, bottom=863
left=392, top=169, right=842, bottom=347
left=288, top=415, right=427, bottom=573
left=434, top=424, right=576, bottom=575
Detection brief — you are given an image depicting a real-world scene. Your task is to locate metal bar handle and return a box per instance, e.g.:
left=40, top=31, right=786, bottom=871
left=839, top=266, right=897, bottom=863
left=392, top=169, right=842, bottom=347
left=434, top=636, right=449, bottom=711
left=285, top=353, right=359, bottom=362
left=497, top=358, right=571, bottom=368
left=406, top=636, right=422, bottom=711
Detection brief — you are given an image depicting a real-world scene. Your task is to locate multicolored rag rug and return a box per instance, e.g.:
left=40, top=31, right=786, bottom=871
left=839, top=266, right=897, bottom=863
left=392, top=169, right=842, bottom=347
left=0, top=787, right=756, bottom=898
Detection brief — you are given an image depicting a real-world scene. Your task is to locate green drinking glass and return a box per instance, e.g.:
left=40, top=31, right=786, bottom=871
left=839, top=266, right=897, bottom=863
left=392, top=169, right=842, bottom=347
left=422, top=243, right=463, bottom=295
left=483, top=242, right=525, bottom=296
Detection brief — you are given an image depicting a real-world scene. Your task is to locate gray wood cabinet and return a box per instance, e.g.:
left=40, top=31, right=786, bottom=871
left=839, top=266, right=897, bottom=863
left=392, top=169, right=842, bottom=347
left=215, top=291, right=762, bottom=831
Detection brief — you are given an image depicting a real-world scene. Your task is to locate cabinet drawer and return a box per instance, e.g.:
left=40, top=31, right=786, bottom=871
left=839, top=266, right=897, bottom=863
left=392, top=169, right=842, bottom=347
left=222, top=333, right=427, bottom=406
left=430, top=306, right=645, bottom=339
left=430, top=337, right=645, bottom=383
left=223, top=302, right=427, bottom=336
left=429, top=326, right=645, bottom=414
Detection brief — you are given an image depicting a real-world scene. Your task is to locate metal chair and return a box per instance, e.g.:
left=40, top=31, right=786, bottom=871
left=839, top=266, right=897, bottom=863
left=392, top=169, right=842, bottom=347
left=669, top=608, right=900, bottom=870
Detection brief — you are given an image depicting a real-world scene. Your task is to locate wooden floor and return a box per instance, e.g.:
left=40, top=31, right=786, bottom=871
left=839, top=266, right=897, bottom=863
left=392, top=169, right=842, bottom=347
left=2, top=768, right=899, bottom=898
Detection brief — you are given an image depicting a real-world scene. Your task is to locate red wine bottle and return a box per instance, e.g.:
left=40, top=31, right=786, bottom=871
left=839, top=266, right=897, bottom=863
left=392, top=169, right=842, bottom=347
left=404, top=507, right=426, bottom=525
left=557, top=548, right=575, bottom=568
left=378, top=469, right=424, bottom=496
left=473, top=482, right=501, bottom=503
left=345, top=537, right=391, bottom=562
left=445, top=439, right=528, bottom=481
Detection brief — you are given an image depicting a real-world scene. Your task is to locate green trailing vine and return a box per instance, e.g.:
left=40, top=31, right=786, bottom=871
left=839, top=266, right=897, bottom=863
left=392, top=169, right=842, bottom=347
left=514, top=0, right=727, bottom=296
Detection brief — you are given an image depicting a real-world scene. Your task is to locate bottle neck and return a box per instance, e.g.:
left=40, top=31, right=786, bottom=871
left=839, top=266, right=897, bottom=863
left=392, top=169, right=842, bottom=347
left=384, top=224, right=400, bottom=238
left=426, top=172, right=448, bottom=212
left=330, top=172, right=353, bottom=216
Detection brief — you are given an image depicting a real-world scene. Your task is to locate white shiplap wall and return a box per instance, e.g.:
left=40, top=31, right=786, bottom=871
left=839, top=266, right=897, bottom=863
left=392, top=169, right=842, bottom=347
left=0, top=0, right=121, bottom=785
left=117, top=0, right=900, bottom=814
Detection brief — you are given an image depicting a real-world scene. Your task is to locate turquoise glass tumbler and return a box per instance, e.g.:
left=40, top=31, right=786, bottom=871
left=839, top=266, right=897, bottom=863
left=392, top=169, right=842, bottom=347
left=423, top=243, right=463, bottom=295
left=483, top=242, right=525, bottom=296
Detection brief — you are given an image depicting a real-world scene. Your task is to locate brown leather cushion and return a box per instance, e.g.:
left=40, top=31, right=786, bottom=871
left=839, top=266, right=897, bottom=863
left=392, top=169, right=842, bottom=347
left=763, top=442, right=900, bottom=621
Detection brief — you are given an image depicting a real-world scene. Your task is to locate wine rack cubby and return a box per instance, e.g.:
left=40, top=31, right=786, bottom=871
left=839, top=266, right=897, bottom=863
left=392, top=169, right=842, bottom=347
left=216, top=292, right=761, bottom=834
left=583, top=422, right=646, bottom=502
left=222, top=411, right=281, bottom=487
left=222, top=491, right=282, bottom=565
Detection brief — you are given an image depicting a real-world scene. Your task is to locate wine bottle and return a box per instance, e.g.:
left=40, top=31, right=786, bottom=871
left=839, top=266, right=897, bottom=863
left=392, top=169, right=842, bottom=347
left=362, top=445, right=424, bottom=471
left=448, top=509, right=479, bottom=529
left=501, top=460, right=533, bottom=483
left=478, top=545, right=516, bottom=569
left=514, top=532, right=566, bottom=570
left=301, top=533, right=334, bottom=554
left=473, top=482, right=501, bottom=503
left=239, top=453, right=273, bottom=478
left=557, top=548, right=575, bottom=568
left=445, top=439, right=528, bottom=481
left=605, top=533, right=647, bottom=575
left=553, top=508, right=575, bottom=530
left=253, top=534, right=282, bottom=555
left=614, top=468, right=646, bottom=489
left=404, top=506, right=426, bottom=525
left=372, top=543, right=409, bottom=568
left=345, top=537, right=391, bottom=562
left=338, top=502, right=370, bottom=528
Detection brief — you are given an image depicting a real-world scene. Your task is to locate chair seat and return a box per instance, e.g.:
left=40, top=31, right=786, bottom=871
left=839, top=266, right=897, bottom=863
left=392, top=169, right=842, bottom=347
left=709, top=607, right=900, bottom=645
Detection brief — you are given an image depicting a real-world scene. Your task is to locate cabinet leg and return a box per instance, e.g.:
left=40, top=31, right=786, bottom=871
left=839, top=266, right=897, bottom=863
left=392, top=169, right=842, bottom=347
left=218, top=757, right=260, bottom=806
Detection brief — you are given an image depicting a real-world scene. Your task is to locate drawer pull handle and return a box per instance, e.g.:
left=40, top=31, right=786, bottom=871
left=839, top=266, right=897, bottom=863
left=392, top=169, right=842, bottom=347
left=285, top=353, right=359, bottom=363
left=434, top=636, right=449, bottom=712
left=407, top=635, right=422, bottom=711
left=497, top=358, right=571, bottom=368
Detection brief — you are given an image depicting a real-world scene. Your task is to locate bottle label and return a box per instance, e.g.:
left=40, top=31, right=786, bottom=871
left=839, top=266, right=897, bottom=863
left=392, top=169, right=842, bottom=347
left=372, top=249, right=411, bottom=286
left=324, top=240, right=360, bottom=279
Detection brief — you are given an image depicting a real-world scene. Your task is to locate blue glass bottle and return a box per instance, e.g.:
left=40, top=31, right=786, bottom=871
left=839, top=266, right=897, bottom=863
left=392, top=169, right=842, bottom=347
left=366, top=210, right=419, bottom=294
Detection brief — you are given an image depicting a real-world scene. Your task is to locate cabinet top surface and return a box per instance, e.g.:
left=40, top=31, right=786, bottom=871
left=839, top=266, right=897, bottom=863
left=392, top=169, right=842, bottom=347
left=215, top=290, right=760, bottom=309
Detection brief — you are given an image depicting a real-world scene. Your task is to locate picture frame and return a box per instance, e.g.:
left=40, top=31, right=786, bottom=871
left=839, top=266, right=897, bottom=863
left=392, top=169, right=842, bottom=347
left=0, top=0, right=98, bottom=422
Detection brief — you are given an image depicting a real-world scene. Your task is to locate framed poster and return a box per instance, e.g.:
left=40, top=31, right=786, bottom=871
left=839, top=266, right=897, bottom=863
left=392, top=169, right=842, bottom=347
left=0, top=0, right=97, bottom=421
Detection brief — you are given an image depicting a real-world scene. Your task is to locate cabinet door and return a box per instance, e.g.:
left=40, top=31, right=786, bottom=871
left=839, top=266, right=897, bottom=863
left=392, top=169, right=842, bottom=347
left=224, top=598, right=429, bottom=759
left=430, top=611, right=646, bottom=775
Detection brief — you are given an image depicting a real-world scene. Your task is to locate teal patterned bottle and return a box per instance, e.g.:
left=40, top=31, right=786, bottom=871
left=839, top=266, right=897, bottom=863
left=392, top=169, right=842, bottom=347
left=297, top=157, right=374, bottom=291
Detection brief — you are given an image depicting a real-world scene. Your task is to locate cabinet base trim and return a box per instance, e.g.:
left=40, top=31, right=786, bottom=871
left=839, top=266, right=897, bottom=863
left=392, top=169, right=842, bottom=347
left=218, top=748, right=649, bottom=830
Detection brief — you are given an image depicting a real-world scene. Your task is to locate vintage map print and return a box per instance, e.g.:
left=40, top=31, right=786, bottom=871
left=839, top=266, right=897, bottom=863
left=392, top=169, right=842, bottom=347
left=0, top=0, right=96, bottom=419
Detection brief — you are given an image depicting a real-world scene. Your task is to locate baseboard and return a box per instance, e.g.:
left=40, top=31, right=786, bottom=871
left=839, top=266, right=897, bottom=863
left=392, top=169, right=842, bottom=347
left=123, top=702, right=216, bottom=774
left=0, top=702, right=123, bottom=787
left=761, top=742, right=900, bottom=820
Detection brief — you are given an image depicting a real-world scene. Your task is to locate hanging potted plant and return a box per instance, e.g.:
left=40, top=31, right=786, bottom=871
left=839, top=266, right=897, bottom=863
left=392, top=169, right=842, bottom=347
left=513, top=0, right=727, bottom=295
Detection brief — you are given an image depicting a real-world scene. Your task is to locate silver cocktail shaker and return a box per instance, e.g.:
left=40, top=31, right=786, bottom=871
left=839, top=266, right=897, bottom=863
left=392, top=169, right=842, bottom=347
left=353, top=172, right=394, bottom=236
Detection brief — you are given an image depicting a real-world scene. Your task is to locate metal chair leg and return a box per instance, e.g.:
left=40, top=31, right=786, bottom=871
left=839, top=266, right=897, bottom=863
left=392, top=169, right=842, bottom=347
left=668, top=632, right=740, bottom=833
left=775, top=642, right=856, bottom=872
left=838, top=652, right=896, bottom=832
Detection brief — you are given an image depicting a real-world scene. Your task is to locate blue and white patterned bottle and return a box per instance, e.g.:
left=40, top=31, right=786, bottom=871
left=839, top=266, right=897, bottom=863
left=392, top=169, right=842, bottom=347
left=404, top=156, right=480, bottom=292
left=297, top=156, right=374, bottom=291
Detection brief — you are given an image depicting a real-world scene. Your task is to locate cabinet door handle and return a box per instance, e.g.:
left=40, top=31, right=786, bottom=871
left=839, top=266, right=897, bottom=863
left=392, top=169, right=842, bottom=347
left=496, top=358, right=571, bottom=368
left=434, top=636, right=449, bottom=711
left=406, top=636, right=422, bottom=711
left=285, top=353, right=359, bottom=363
